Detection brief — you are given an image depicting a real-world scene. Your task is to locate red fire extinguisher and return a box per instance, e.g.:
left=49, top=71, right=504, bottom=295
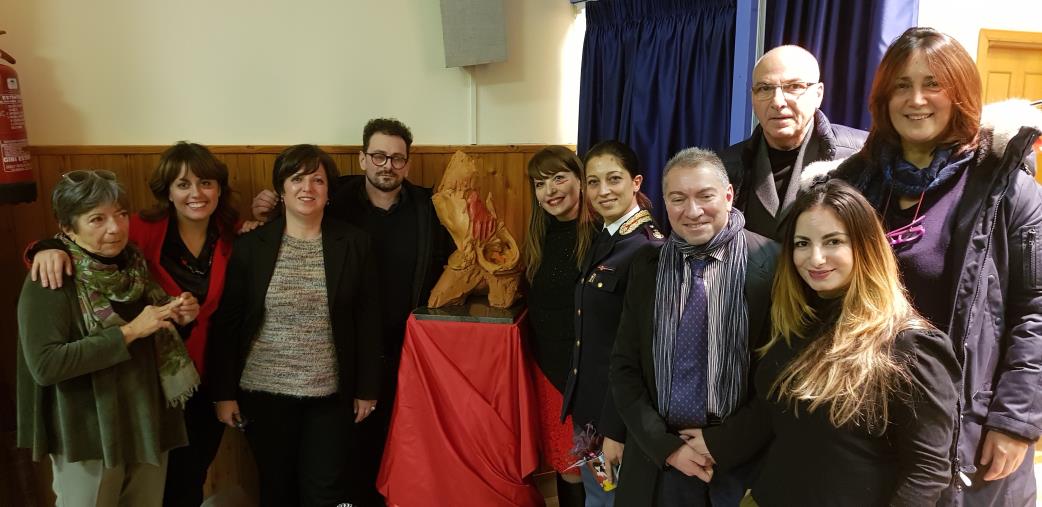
left=0, top=30, right=36, bottom=204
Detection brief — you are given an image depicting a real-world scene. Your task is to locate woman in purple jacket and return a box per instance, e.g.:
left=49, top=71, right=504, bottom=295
left=828, top=27, right=1042, bottom=506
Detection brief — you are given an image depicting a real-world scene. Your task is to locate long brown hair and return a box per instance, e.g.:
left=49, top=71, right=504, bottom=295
left=524, top=146, right=595, bottom=282
left=765, top=180, right=928, bottom=433
left=862, top=27, right=982, bottom=161
left=141, top=141, right=239, bottom=238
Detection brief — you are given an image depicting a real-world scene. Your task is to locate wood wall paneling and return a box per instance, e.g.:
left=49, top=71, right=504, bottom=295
left=2, top=144, right=549, bottom=506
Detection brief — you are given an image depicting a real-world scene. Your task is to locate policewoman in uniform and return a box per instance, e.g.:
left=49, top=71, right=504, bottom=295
left=562, top=140, right=665, bottom=505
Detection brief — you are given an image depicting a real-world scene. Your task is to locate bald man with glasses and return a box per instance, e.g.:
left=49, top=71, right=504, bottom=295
left=721, top=45, right=867, bottom=241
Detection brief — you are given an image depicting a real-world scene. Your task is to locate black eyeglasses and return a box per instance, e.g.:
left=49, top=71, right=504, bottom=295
left=62, top=169, right=117, bottom=182
left=751, top=81, right=818, bottom=101
left=364, top=152, right=409, bottom=170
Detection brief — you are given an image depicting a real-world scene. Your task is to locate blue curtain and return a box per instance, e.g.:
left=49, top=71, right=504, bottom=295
left=765, top=0, right=918, bottom=130
left=578, top=0, right=736, bottom=224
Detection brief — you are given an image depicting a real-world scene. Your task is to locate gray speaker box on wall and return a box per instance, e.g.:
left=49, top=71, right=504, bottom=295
left=439, top=0, right=508, bottom=68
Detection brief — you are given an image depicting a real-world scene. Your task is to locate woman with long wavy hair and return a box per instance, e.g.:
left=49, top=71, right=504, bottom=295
left=689, top=180, right=959, bottom=506
left=523, top=145, right=596, bottom=506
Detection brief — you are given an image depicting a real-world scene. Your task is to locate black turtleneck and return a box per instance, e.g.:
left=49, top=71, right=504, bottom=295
left=704, top=289, right=959, bottom=506
left=766, top=144, right=800, bottom=199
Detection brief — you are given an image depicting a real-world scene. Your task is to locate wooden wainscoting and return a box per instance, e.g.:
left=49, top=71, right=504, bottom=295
left=1, top=143, right=551, bottom=507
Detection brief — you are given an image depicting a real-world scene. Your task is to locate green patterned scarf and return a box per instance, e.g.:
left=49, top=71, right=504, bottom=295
left=60, top=235, right=200, bottom=408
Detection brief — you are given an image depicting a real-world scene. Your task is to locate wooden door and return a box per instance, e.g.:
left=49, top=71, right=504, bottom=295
left=977, top=29, right=1042, bottom=181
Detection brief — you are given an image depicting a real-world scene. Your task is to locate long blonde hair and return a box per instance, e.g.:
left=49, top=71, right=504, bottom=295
left=764, top=180, right=929, bottom=433
left=524, top=146, right=595, bottom=282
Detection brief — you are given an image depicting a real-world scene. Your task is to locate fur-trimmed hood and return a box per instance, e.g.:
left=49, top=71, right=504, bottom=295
left=800, top=99, right=1042, bottom=190
left=981, top=98, right=1042, bottom=158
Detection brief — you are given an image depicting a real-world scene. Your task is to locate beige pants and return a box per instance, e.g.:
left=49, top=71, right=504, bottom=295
left=50, top=452, right=168, bottom=507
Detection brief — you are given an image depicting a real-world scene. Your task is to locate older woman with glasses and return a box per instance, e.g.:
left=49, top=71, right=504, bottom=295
left=208, top=145, right=382, bottom=507
left=26, top=142, right=243, bottom=507
left=823, top=27, right=1042, bottom=506
left=16, top=170, right=200, bottom=507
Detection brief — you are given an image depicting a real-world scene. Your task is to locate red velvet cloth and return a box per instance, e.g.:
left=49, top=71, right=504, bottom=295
left=377, top=313, right=542, bottom=507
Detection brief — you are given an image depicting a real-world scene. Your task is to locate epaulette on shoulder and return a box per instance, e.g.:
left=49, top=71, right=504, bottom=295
left=619, top=209, right=661, bottom=238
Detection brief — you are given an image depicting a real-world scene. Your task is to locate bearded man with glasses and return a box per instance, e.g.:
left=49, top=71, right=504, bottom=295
left=721, top=45, right=867, bottom=241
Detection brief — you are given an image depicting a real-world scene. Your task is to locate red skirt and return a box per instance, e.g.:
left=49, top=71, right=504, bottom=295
left=532, top=367, right=577, bottom=473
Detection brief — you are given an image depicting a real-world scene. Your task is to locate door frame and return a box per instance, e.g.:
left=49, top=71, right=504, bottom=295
left=977, top=29, right=1042, bottom=184
left=977, top=28, right=1042, bottom=102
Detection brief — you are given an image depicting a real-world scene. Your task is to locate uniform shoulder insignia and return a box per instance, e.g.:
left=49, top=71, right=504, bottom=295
left=618, top=209, right=653, bottom=236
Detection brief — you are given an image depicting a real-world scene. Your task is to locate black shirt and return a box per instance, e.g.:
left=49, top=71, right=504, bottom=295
left=158, top=220, right=218, bottom=305
left=527, top=218, right=579, bottom=391
left=703, top=296, right=959, bottom=506
left=353, top=184, right=418, bottom=365
left=766, top=144, right=799, bottom=200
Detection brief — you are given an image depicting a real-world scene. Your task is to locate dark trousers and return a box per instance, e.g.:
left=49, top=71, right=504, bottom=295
left=347, top=369, right=397, bottom=507
left=239, top=390, right=353, bottom=507
left=162, top=388, right=225, bottom=507
left=656, top=464, right=748, bottom=507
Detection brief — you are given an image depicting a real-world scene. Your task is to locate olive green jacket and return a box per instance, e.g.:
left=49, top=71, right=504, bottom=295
left=16, top=275, right=187, bottom=467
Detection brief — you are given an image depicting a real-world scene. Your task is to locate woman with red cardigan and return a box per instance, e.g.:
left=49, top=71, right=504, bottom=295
left=28, top=142, right=242, bottom=507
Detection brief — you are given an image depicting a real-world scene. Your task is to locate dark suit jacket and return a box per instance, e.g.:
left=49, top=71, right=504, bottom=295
left=207, top=215, right=383, bottom=404
left=609, top=230, right=779, bottom=507
left=720, top=110, right=866, bottom=241
left=330, top=175, right=451, bottom=309
left=561, top=216, right=665, bottom=442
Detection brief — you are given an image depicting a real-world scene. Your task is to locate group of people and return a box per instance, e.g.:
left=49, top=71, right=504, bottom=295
left=17, top=119, right=448, bottom=507
left=525, top=27, right=1042, bottom=507
left=12, top=25, right=1042, bottom=507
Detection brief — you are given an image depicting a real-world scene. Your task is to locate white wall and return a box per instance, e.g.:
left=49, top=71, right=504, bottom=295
left=0, top=0, right=583, bottom=145
left=918, top=0, right=1042, bottom=60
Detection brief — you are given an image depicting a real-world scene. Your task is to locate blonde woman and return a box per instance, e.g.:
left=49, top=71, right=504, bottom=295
left=689, top=180, right=959, bottom=506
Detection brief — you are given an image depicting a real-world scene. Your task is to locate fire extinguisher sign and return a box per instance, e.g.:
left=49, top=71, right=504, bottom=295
left=2, top=91, right=26, bottom=131
left=0, top=88, right=29, bottom=172
left=1, top=139, right=29, bottom=172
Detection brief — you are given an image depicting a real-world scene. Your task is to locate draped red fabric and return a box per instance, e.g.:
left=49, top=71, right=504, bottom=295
left=377, top=313, right=542, bottom=507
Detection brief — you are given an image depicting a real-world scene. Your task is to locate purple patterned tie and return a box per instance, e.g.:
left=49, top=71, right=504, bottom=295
left=667, top=256, right=709, bottom=429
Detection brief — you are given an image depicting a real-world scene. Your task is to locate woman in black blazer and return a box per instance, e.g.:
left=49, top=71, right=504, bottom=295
left=209, top=145, right=382, bottom=507
left=561, top=140, right=664, bottom=504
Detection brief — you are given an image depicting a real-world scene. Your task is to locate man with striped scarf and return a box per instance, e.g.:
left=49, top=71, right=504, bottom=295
left=610, top=148, right=779, bottom=507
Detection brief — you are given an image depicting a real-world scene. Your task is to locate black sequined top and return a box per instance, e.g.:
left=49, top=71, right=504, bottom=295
left=527, top=217, right=580, bottom=392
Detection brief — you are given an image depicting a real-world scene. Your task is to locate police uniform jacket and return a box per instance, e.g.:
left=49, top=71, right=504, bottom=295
left=561, top=209, right=664, bottom=441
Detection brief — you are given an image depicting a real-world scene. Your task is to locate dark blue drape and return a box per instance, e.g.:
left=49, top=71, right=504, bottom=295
left=765, top=0, right=918, bottom=130
left=578, top=0, right=736, bottom=224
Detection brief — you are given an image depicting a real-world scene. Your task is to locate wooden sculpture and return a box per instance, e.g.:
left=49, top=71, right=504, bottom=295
left=428, top=151, right=521, bottom=308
